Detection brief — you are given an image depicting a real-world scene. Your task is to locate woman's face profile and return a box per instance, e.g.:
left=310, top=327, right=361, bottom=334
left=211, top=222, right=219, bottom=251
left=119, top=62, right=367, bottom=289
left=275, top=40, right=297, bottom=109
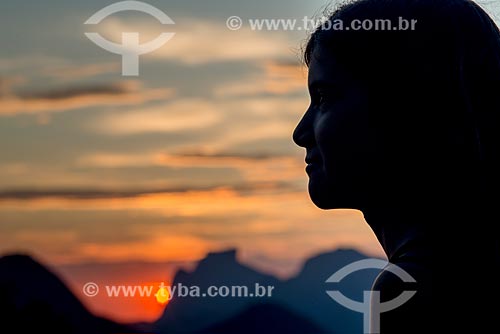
left=293, top=48, right=373, bottom=210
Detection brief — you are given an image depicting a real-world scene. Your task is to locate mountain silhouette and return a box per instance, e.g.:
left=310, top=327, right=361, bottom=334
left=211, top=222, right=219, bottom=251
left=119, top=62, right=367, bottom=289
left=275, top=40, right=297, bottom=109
left=273, top=248, right=379, bottom=333
left=0, top=254, right=133, bottom=334
left=154, top=248, right=380, bottom=334
left=0, top=248, right=381, bottom=334
left=203, top=303, right=327, bottom=334
left=153, top=249, right=281, bottom=333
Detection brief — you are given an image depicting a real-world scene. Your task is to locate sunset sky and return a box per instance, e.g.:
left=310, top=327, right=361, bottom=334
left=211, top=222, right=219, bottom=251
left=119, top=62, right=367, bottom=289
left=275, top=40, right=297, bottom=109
left=1, top=0, right=498, bottom=324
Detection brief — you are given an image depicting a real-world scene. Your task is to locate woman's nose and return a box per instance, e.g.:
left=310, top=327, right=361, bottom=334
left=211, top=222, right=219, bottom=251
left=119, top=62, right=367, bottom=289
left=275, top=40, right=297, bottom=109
left=293, top=109, right=315, bottom=148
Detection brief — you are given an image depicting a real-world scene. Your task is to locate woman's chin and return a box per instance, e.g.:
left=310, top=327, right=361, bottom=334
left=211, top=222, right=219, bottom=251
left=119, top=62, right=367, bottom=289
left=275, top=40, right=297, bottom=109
left=308, top=175, right=364, bottom=210
left=308, top=177, right=338, bottom=210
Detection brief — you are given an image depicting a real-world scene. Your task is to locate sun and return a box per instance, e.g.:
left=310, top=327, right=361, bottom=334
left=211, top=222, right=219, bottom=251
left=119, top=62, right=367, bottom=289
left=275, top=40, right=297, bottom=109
left=155, top=286, right=170, bottom=305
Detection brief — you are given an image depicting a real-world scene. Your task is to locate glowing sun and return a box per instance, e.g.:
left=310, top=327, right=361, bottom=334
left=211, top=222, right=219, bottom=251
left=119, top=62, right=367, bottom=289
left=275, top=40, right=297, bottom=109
left=155, top=286, right=170, bottom=304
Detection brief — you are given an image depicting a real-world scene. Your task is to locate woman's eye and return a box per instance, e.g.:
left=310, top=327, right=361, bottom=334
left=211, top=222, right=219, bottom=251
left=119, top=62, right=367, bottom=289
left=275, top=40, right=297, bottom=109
left=311, top=87, right=340, bottom=107
left=316, top=89, right=342, bottom=107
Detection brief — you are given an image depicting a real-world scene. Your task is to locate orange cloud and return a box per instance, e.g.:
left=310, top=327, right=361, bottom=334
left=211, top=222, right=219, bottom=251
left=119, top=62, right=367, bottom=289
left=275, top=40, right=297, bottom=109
left=96, top=18, right=294, bottom=64
left=78, top=234, right=211, bottom=263
left=0, top=187, right=384, bottom=277
left=42, top=62, right=121, bottom=81
left=89, top=98, right=221, bottom=135
left=264, top=60, right=308, bottom=94
left=156, top=153, right=304, bottom=184
left=214, top=60, right=307, bottom=97
left=75, top=151, right=304, bottom=186
left=83, top=92, right=306, bottom=162
left=0, top=55, right=66, bottom=72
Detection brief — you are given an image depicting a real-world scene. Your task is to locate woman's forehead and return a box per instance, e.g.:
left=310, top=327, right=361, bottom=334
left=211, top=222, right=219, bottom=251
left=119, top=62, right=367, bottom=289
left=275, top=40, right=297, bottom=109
left=307, top=48, right=347, bottom=87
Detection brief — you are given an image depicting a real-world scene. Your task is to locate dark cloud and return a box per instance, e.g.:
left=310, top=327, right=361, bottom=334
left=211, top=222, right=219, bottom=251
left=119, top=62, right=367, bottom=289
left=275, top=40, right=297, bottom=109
left=18, top=83, right=128, bottom=101
left=174, top=151, right=287, bottom=160
left=0, top=182, right=297, bottom=201
left=0, top=80, right=174, bottom=116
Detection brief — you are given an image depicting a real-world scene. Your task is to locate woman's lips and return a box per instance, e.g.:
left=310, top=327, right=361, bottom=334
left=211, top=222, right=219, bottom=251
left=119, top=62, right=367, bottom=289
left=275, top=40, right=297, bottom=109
left=305, top=150, right=321, bottom=175
left=305, top=162, right=318, bottom=175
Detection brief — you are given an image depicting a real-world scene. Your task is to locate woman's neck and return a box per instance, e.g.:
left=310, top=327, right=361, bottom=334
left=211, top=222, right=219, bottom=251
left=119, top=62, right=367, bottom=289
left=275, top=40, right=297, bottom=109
left=362, top=207, right=428, bottom=262
left=363, top=199, right=498, bottom=265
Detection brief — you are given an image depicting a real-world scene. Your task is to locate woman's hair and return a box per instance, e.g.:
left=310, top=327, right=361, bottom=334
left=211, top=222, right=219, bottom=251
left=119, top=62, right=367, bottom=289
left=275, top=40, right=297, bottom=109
left=304, top=0, right=500, bottom=165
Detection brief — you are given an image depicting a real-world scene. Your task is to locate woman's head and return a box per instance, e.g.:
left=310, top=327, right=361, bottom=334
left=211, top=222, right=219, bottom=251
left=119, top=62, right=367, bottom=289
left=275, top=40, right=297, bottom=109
left=293, top=0, right=500, bottom=211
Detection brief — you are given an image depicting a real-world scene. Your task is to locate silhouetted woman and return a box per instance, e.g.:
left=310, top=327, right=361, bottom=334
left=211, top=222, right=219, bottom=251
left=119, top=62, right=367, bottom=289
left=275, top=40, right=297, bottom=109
left=293, top=0, right=500, bottom=332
